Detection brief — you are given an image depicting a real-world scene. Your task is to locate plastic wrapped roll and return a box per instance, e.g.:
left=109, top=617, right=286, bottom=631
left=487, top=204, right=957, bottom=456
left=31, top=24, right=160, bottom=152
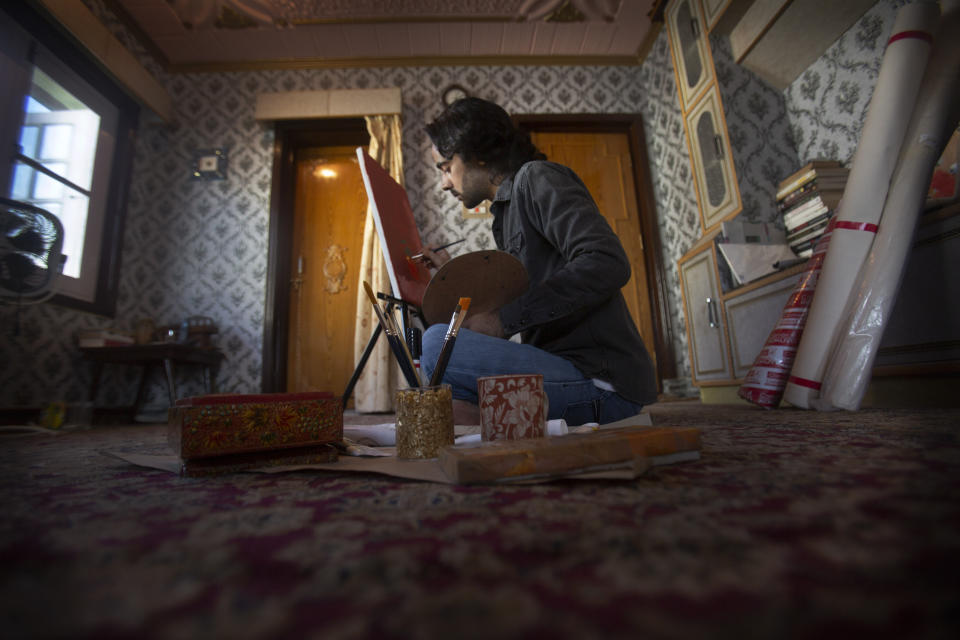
left=820, top=0, right=960, bottom=410
left=738, top=219, right=837, bottom=408
left=782, top=1, right=939, bottom=409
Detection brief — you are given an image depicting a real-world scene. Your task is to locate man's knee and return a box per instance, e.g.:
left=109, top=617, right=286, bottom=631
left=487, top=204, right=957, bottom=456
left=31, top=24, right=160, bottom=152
left=421, top=324, right=446, bottom=365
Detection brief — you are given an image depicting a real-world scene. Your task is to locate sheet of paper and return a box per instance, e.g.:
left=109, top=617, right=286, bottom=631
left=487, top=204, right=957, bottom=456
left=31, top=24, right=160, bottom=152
left=717, top=243, right=798, bottom=284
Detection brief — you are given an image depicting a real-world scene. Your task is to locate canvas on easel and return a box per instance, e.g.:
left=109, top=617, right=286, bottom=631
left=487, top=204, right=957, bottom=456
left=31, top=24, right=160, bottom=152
left=355, top=146, right=529, bottom=329
left=356, top=147, right=431, bottom=306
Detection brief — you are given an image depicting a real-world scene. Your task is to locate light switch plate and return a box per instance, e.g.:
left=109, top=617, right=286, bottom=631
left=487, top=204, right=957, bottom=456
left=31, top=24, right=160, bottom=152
left=192, top=148, right=227, bottom=180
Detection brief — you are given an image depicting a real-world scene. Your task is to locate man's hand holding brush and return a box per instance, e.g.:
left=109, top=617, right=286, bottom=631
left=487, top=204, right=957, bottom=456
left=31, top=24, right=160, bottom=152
left=410, top=238, right=465, bottom=269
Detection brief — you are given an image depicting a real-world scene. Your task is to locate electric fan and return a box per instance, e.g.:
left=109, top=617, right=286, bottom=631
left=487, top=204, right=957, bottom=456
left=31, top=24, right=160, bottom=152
left=0, top=196, right=65, bottom=305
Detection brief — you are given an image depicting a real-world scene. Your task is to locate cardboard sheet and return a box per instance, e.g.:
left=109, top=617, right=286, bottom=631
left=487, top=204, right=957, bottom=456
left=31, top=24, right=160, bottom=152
left=107, top=449, right=655, bottom=483
left=107, top=413, right=677, bottom=485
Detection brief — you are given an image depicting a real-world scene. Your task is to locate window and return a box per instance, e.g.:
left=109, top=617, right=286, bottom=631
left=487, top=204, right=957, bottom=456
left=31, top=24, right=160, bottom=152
left=1, top=3, right=138, bottom=316
left=13, top=62, right=117, bottom=288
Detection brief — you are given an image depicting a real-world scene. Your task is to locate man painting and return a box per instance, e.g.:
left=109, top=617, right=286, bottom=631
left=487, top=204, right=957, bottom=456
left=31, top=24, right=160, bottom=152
left=420, top=98, right=657, bottom=425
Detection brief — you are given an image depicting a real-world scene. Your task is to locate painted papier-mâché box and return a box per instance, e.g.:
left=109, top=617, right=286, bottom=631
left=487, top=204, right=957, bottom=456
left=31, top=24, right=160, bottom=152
left=168, top=392, right=343, bottom=472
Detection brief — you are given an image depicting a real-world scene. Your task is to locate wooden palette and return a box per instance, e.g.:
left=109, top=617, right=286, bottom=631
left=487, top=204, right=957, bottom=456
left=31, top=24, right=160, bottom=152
left=421, top=250, right=529, bottom=326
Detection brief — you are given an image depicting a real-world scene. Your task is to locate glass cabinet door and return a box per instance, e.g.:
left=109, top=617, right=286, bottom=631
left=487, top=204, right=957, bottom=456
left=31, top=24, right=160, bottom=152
left=684, top=85, right=741, bottom=231
left=665, top=0, right=714, bottom=110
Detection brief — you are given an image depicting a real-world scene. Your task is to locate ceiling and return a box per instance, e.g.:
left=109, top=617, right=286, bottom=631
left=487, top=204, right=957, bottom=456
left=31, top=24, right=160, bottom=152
left=106, top=0, right=662, bottom=72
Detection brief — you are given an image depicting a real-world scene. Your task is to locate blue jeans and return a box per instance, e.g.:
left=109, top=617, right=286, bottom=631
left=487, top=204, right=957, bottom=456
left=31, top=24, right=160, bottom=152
left=420, top=326, right=645, bottom=426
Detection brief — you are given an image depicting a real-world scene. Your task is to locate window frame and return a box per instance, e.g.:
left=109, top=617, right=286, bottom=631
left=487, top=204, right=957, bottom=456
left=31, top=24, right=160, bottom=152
left=1, top=2, right=139, bottom=317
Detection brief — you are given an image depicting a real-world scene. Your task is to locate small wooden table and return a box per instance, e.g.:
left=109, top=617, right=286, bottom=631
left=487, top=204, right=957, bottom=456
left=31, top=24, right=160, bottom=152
left=81, top=343, right=225, bottom=412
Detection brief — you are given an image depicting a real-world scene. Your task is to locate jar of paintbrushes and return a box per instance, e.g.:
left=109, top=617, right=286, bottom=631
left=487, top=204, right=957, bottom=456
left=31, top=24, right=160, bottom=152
left=395, top=384, right=454, bottom=459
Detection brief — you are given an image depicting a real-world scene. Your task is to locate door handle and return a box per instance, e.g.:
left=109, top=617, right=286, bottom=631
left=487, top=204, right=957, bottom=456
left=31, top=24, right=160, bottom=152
left=291, top=255, right=304, bottom=291
left=706, top=296, right=719, bottom=328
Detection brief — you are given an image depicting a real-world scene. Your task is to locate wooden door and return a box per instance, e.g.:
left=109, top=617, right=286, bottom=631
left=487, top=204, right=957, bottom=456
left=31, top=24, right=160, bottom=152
left=530, top=131, right=658, bottom=375
left=287, top=145, right=368, bottom=395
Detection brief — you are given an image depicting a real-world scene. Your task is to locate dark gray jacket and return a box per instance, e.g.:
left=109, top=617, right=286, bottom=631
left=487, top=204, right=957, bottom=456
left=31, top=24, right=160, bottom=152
left=492, top=160, right=658, bottom=405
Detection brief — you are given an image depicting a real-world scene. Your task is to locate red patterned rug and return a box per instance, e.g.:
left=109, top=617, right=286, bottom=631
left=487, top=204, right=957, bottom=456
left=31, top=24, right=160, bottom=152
left=1, top=403, right=958, bottom=639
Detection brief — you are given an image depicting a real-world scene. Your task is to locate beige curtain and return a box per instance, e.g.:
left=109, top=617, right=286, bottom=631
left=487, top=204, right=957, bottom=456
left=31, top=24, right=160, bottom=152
left=352, top=114, right=404, bottom=412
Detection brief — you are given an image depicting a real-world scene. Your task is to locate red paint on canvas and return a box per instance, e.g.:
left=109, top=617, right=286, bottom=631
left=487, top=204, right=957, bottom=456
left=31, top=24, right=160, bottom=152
left=357, top=150, right=431, bottom=305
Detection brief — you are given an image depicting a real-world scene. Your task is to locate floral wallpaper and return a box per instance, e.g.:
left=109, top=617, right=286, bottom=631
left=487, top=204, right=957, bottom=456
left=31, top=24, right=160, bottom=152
left=0, top=15, right=698, bottom=409
left=712, top=36, right=800, bottom=229
left=0, top=0, right=900, bottom=411
left=784, top=0, right=907, bottom=165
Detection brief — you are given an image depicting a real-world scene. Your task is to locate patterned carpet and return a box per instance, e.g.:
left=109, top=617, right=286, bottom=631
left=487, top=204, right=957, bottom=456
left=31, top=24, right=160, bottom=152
left=1, top=402, right=958, bottom=639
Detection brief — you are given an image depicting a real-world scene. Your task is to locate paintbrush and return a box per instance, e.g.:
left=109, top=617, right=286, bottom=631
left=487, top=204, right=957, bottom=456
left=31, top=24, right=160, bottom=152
left=363, top=281, right=421, bottom=388
left=409, top=238, right=466, bottom=262
left=428, top=297, right=471, bottom=387
left=386, top=306, right=422, bottom=387
left=406, top=326, right=422, bottom=372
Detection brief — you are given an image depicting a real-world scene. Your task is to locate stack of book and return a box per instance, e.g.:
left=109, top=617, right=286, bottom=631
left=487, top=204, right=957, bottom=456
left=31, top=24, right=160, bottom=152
left=777, top=160, right=849, bottom=258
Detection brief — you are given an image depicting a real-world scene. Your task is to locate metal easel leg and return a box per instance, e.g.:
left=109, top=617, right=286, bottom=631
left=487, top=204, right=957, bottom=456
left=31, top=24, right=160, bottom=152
left=341, top=304, right=391, bottom=406
left=344, top=294, right=424, bottom=407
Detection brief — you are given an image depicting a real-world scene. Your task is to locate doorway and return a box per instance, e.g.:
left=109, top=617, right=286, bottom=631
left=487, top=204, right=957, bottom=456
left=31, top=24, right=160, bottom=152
left=286, top=145, right=368, bottom=395
left=262, top=119, right=370, bottom=394
left=518, top=115, right=675, bottom=387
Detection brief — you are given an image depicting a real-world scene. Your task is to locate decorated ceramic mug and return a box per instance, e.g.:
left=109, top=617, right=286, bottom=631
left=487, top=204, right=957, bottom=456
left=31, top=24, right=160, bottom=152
left=477, top=374, right=547, bottom=441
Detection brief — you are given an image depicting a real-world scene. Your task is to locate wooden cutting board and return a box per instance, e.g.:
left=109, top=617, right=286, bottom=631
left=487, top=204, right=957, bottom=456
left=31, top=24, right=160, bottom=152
left=438, top=426, right=702, bottom=483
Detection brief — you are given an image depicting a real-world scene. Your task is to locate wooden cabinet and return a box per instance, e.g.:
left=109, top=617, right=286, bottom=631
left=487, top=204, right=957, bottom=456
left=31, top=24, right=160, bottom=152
left=874, top=207, right=960, bottom=373
left=702, top=0, right=755, bottom=33
left=684, top=85, right=741, bottom=230
left=678, top=234, right=806, bottom=386
left=679, top=243, right=730, bottom=383
left=665, top=0, right=714, bottom=110
left=724, top=271, right=801, bottom=378
left=700, top=0, right=731, bottom=31
left=679, top=208, right=960, bottom=390
left=718, top=0, right=876, bottom=90
left=666, top=0, right=741, bottom=235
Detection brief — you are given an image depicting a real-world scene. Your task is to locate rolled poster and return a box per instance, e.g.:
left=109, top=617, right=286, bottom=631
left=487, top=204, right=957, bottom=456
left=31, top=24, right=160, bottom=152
left=738, top=219, right=838, bottom=408
left=820, top=0, right=960, bottom=410
left=783, top=1, right=939, bottom=408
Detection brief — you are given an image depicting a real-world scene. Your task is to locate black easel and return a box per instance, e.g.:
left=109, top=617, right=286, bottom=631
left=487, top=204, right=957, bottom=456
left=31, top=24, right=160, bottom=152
left=342, top=292, right=422, bottom=406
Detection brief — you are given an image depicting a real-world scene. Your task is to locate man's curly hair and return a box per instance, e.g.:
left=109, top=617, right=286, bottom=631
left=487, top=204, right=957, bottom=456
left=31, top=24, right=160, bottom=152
left=425, top=97, right=545, bottom=175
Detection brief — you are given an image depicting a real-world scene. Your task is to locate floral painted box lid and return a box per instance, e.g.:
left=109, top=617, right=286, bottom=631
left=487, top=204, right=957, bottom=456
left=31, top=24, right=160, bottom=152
left=169, top=392, right=342, bottom=460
